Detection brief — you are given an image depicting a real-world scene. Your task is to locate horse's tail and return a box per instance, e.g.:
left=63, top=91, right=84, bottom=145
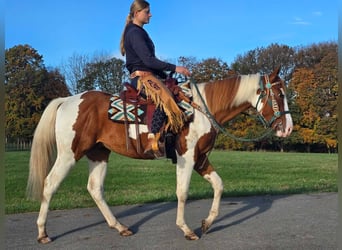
left=26, top=97, right=67, bottom=201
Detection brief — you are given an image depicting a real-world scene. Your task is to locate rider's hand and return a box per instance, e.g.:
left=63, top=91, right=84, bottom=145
left=175, top=66, right=191, bottom=77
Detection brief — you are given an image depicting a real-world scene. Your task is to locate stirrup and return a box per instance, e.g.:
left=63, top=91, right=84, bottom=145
left=144, top=133, right=163, bottom=157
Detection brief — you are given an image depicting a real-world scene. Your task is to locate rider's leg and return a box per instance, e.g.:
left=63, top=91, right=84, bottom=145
left=144, top=108, right=166, bottom=154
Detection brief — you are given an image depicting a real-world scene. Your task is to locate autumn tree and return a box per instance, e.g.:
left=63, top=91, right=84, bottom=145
left=288, top=68, right=321, bottom=151
left=286, top=42, right=338, bottom=152
left=5, top=44, right=70, bottom=142
left=312, top=43, right=337, bottom=152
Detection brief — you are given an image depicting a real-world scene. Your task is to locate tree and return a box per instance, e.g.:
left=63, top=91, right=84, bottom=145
left=231, top=43, right=296, bottom=84
left=60, top=53, right=91, bottom=94
left=79, top=57, right=126, bottom=93
left=295, top=42, right=337, bottom=69
left=61, top=53, right=127, bottom=94
left=5, top=44, right=70, bottom=142
left=312, top=44, right=338, bottom=152
left=289, top=67, right=322, bottom=152
left=191, top=57, right=233, bottom=82
left=43, top=69, right=70, bottom=105
left=288, top=42, right=338, bottom=152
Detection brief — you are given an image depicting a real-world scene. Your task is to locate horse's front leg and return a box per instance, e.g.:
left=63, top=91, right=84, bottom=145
left=194, top=159, right=223, bottom=234
left=175, top=159, right=199, bottom=240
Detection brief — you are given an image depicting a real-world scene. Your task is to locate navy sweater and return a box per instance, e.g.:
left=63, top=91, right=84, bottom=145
left=124, top=23, right=176, bottom=78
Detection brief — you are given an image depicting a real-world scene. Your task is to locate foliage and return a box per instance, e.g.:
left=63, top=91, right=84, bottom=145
left=231, top=43, right=296, bottom=83
left=288, top=42, right=337, bottom=152
left=191, top=57, right=232, bottom=82
left=79, top=57, right=126, bottom=93
left=61, top=52, right=128, bottom=94
left=5, top=45, right=70, bottom=142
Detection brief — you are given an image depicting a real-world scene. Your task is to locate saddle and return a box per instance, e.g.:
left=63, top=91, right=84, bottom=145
left=119, top=78, right=181, bottom=128
left=108, top=78, right=195, bottom=162
left=120, top=82, right=154, bottom=133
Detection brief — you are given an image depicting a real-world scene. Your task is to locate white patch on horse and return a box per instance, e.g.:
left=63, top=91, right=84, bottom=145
left=128, top=124, right=149, bottom=139
left=55, top=94, right=83, bottom=152
left=176, top=108, right=212, bottom=170
left=232, top=74, right=261, bottom=110
left=277, top=93, right=293, bottom=137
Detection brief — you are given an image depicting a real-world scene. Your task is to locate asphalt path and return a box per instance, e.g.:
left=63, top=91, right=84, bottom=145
left=6, top=193, right=337, bottom=250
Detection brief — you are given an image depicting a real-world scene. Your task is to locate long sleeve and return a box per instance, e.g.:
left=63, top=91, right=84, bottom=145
left=124, top=23, right=176, bottom=74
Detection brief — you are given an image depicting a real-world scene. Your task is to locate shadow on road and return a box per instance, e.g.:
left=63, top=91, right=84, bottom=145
left=50, top=195, right=284, bottom=241
left=207, top=196, right=280, bottom=235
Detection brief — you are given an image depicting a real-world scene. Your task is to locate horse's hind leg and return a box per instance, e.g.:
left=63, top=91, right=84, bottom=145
left=194, top=159, right=223, bottom=234
left=37, top=156, right=76, bottom=243
left=87, top=158, right=133, bottom=236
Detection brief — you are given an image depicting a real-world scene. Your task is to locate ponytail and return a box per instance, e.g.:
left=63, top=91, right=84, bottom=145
left=120, top=14, right=133, bottom=56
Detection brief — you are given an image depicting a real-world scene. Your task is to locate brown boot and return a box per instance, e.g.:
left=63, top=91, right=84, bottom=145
left=144, top=133, right=161, bottom=156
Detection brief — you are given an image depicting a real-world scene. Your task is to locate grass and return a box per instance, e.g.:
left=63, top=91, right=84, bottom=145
left=5, top=151, right=337, bottom=214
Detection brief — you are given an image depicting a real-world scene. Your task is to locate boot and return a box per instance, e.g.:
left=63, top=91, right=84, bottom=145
left=144, top=133, right=161, bottom=156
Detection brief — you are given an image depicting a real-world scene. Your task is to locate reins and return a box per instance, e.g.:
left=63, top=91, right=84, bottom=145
left=189, top=77, right=282, bottom=142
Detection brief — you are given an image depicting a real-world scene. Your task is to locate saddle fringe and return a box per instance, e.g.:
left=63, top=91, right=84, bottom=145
left=138, top=75, right=185, bottom=133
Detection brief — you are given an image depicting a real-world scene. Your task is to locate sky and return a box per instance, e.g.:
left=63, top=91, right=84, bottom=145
left=5, top=0, right=338, bottom=69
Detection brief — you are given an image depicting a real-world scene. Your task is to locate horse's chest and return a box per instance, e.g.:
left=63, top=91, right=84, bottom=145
left=186, top=113, right=212, bottom=146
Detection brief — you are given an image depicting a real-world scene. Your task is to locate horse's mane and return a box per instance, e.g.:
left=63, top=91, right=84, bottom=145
left=203, top=74, right=260, bottom=114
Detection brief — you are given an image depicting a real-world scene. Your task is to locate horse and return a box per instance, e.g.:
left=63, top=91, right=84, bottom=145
left=26, top=67, right=293, bottom=243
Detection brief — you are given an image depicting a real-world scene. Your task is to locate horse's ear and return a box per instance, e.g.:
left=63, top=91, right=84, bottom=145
left=270, top=65, right=281, bottom=80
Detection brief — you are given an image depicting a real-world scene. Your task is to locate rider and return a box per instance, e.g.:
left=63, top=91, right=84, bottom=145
left=120, top=0, right=191, bottom=155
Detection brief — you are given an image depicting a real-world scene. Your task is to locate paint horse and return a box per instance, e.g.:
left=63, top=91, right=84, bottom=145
left=27, top=67, right=293, bottom=243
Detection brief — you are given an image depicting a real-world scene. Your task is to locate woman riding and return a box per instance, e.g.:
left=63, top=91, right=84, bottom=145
left=120, top=0, right=191, bottom=155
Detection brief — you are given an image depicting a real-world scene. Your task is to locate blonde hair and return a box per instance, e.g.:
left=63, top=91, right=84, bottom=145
left=120, top=0, right=150, bottom=56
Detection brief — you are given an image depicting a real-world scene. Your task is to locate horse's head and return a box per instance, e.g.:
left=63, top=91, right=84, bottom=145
left=257, top=67, right=293, bottom=137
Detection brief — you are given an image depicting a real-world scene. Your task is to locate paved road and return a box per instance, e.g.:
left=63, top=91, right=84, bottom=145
left=6, top=193, right=337, bottom=250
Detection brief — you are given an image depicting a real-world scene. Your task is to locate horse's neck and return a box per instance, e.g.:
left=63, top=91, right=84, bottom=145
left=199, top=74, right=260, bottom=124
left=215, top=102, right=251, bottom=124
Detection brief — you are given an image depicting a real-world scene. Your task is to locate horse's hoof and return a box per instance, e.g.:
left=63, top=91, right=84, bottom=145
left=185, top=232, right=199, bottom=240
left=201, top=219, right=211, bottom=234
left=120, top=229, right=133, bottom=236
left=37, top=236, right=52, bottom=244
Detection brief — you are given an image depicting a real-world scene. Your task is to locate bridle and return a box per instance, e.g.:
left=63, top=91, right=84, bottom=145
left=255, top=75, right=291, bottom=129
left=190, top=74, right=291, bottom=142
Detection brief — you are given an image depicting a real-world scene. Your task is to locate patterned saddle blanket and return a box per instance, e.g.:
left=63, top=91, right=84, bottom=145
left=108, top=81, right=194, bottom=124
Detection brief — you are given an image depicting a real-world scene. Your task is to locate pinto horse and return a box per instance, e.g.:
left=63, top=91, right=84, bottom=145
left=27, top=67, right=293, bottom=243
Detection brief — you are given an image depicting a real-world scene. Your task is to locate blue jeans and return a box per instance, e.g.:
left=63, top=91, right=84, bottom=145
left=130, top=76, right=167, bottom=134
left=151, top=108, right=167, bottom=134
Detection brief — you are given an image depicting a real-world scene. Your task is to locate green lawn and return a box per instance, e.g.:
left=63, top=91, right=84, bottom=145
left=5, top=151, right=337, bottom=214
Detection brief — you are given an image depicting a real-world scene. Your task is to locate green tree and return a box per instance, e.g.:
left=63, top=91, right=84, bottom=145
left=5, top=44, right=70, bottom=142
left=231, top=43, right=296, bottom=84
left=191, top=57, right=232, bottom=83
left=79, top=57, right=126, bottom=93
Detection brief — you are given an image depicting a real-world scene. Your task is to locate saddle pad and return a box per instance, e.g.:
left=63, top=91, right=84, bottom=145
left=178, top=81, right=193, bottom=117
left=108, top=82, right=194, bottom=123
left=108, top=94, right=144, bottom=122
